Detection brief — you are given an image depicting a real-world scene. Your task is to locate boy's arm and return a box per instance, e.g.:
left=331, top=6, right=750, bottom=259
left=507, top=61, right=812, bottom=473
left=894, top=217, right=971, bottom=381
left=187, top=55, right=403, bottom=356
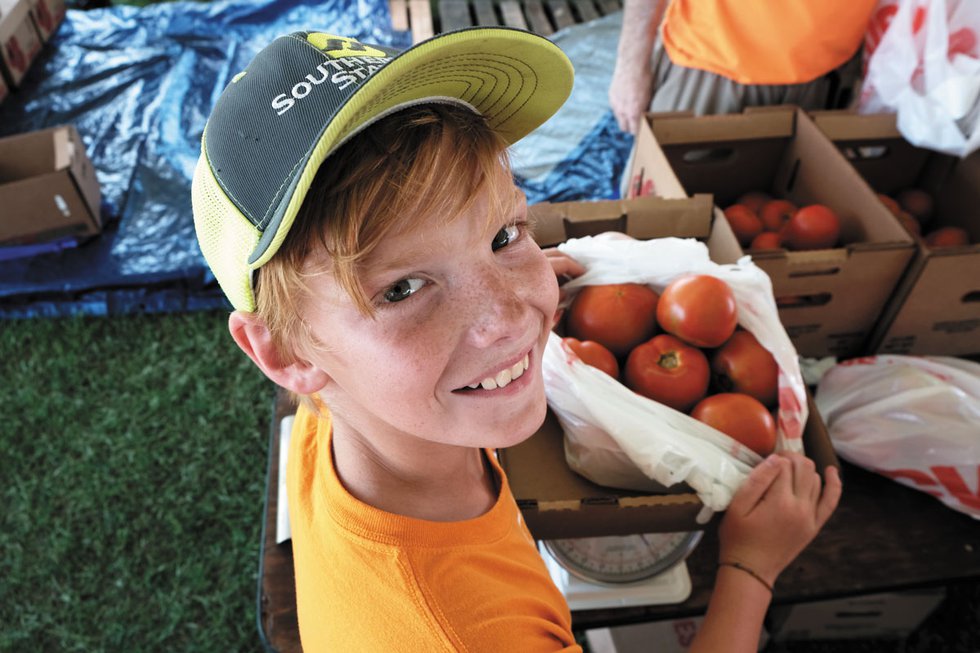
left=690, top=453, right=842, bottom=653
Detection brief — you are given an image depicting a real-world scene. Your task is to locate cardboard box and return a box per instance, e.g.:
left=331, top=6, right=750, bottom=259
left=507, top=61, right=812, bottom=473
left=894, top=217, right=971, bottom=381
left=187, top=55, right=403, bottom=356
left=0, top=124, right=102, bottom=246
left=813, top=111, right=980, bottom=356
left=586, top=617, right=769, bottom=653
left=28, top=0, right=64, bottom=42
left=0, top=0, right=42, bottom=88
left=628, top=106, right=917, bottom=358
left=767, top=589, right=945, bottom=641
left=498, top=196, right=839, bottom=539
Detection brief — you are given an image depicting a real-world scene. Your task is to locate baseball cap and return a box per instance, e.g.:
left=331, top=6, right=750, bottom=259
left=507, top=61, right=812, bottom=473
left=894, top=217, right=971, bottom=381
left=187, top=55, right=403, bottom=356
left=192, top=27, right=574, bottom=312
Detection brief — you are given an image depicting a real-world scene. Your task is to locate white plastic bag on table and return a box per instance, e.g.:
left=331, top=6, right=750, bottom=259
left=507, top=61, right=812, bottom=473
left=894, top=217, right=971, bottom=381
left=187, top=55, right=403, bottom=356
left=860, top=0, right=980, bottom=157
left=816, top=355, right=980, bottom=519
left=544, top=234, right=808, bottom=520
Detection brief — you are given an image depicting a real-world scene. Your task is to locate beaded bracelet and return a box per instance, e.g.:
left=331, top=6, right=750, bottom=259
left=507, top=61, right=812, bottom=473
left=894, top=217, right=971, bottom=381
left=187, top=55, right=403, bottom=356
left=718, top=561, right=774, bottom=593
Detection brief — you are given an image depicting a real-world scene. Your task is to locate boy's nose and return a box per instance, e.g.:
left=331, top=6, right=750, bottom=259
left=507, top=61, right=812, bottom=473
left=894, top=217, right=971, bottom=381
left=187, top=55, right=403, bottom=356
left=461, top=266, right=528, bottom=349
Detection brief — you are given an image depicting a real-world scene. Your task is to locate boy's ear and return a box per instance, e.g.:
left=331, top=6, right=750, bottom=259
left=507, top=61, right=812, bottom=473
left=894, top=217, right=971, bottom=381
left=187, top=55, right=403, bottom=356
left=228, top=311, right=330, bottom=395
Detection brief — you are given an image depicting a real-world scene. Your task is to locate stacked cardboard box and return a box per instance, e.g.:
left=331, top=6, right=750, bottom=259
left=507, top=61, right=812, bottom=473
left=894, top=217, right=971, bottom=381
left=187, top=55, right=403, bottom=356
left=813, top=111, right=980, bottom=356
left=627, top=106, right=917, bottom=359
left=0, top=0, right=42, bottom=88
left=0, top=124, right=102, bottom=247
left=28, top=0, right=65, bottom=43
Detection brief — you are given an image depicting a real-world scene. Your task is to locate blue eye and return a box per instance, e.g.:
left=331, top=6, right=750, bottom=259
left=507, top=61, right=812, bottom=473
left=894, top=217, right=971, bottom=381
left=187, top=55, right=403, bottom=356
left=383, top=277, right=425, bottom=303
left=491, top=224, right=520, bottom=252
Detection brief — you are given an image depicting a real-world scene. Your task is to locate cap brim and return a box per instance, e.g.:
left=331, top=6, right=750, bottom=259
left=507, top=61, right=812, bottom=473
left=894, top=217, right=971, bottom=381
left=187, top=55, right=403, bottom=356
left=250, top=27, right=574, bottom=271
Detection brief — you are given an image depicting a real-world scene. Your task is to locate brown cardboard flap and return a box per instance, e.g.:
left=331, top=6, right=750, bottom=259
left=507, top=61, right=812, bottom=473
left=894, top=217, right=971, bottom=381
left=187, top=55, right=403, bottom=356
left=531, top=195, right=714, bottom=248
left=810, top=111, right=903, bottom=141
left=650, top=109, right=795, bottom=145
left=53, top=126, right=72, bottom=171
left=500, top=390, right=837, bottom=539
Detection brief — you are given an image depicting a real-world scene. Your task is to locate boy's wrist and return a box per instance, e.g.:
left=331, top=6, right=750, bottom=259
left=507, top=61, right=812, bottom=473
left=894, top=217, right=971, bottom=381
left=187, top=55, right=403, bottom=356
left=717, top=560, right=774, bottom=594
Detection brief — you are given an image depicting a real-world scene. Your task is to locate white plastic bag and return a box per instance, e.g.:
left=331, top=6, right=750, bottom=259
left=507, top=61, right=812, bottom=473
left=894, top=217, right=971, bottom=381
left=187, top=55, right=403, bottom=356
left=860, top=0, right=980, bottom=157
left=816, top=355, right=980, bottom=519
left=544, top=234, right=807, bottom=519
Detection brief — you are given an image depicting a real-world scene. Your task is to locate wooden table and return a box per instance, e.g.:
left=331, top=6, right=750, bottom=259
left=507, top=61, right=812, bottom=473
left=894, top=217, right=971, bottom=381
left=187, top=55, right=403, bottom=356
left=257, top=392, right=980, bottom=651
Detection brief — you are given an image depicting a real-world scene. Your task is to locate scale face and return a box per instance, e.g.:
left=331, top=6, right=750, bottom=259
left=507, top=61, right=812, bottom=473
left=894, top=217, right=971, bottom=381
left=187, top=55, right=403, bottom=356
left=544, top=531, right=703, bottom=585
left=540, top=532, right=703, bottom=610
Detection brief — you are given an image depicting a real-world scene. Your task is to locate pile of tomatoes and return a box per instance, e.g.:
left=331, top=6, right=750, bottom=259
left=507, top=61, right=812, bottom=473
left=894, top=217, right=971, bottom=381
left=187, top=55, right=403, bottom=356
left=562, top=275, right=779, bottom=457
left=723, top=192, right=842, bottom=252
left=876, top=188, right=972, bottom=248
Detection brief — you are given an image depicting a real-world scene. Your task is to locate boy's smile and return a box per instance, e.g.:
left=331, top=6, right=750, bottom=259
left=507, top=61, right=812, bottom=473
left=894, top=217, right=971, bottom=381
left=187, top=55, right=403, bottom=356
left=454, top=350, right=530, bottom=392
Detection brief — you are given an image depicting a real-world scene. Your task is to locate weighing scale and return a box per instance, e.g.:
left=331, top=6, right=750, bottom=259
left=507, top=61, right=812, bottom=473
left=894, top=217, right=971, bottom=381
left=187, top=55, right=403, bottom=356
left=540, top=531, right=703, bottom=610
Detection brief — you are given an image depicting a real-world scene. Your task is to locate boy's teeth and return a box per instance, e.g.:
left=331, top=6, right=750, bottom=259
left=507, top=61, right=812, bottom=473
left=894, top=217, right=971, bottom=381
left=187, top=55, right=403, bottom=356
left=475, top=354, right=531, bottom=391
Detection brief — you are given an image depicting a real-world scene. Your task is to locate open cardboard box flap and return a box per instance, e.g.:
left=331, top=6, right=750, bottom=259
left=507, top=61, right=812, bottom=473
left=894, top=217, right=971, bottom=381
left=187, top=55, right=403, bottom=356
left=530, top=194, right=715, bottom=248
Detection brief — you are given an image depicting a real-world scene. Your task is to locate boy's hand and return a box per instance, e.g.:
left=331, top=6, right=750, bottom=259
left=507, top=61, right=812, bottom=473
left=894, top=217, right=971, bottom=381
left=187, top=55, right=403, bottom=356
left=718, top=452, right=842, bottom=589
left=543, top=247, right=585, bottom=283
left=543, top=248, right=585, bottom=327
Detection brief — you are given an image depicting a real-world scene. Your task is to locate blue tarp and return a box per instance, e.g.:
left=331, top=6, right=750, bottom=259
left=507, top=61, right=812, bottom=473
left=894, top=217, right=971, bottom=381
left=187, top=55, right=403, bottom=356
left=0, top=0, right=631, bottom=317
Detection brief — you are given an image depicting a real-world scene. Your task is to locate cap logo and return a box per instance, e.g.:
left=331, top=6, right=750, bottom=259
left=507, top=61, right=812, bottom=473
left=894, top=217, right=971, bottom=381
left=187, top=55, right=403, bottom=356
left=271, top=34, right=392, bottom=116
left=306, top=33, right=387, bottom=59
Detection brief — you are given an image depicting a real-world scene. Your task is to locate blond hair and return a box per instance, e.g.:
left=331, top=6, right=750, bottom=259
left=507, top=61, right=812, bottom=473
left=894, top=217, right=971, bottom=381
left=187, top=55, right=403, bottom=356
left=254, top=103, right=513, bottom=407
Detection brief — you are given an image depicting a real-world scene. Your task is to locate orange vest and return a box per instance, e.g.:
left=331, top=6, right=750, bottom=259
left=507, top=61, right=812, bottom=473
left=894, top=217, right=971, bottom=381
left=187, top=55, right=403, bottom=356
left=286, top=404, right=582, bottom=652
left=662, top=0, right=877, bottom=84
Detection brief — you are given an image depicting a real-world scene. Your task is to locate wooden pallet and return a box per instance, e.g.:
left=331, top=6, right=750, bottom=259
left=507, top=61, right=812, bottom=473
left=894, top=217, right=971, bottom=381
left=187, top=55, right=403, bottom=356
left=390, top=0, right=621, bottom=42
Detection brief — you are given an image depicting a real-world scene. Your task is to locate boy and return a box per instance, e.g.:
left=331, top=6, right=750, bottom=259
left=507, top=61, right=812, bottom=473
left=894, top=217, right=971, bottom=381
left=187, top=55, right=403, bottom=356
left=192, top=27, right=841, bottom=652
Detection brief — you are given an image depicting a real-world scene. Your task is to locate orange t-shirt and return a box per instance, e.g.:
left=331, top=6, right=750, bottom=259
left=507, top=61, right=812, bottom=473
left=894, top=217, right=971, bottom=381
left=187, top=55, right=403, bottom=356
left=286, top=403, right=582, bottom=652
left=661, top=0, right=877, bottom=84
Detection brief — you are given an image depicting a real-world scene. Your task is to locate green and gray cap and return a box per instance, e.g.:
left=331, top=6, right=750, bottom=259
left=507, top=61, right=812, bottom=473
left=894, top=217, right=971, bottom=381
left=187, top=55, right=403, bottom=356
left=192, top=27, right=574, bottom=312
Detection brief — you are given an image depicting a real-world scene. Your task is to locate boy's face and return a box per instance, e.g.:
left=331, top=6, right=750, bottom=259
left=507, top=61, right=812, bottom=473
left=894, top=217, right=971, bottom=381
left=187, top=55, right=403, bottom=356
left=300, top=165, right=559, bottom=450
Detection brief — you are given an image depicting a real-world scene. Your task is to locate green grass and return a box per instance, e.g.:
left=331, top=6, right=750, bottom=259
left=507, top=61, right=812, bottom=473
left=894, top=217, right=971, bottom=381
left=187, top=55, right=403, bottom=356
left=0, top=312, right=274, bottom=652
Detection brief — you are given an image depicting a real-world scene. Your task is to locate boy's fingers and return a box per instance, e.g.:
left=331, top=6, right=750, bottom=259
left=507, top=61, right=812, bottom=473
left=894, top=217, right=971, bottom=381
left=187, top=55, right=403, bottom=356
left=815, top=466, right=843, bottom=526
left=790, top=454, right=816, bottom=496
left=543, top=250, right=586, bottom=278
left=770, top=454, right=793, bottom=497
left=731, top=456, right=783, bottom=514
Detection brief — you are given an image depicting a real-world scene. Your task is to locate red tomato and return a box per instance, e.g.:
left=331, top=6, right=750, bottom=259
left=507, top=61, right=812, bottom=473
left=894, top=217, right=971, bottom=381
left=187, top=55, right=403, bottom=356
left=924, top=226, right=970, bottom=248
left=723, top=204, right=763, bottom=247
left=566, top=284, right=660, bottom=357
left=711, top=330, right=779, bottom=408
left=898, top=211, right=921, bottom=237
left=736, top=191, right=772, bottom=214
left=656, top=274, right=738, bottom=348
left=749, top=231, right=783, bottom=250
left=691, top=393, right=777, bottom=456
left=563, top=337, right=620, bottom=378
left=759, top=199, right=797, bottom=233
left=624, top=334, right=710, bottom=412
left=896, top=188, right=934, bottom=225
left=783, top=204, right=841, bottom=250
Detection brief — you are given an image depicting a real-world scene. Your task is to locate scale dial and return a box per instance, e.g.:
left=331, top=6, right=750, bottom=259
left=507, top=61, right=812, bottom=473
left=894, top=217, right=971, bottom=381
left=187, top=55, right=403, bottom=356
left=543, top=531, right=702, bottom=586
